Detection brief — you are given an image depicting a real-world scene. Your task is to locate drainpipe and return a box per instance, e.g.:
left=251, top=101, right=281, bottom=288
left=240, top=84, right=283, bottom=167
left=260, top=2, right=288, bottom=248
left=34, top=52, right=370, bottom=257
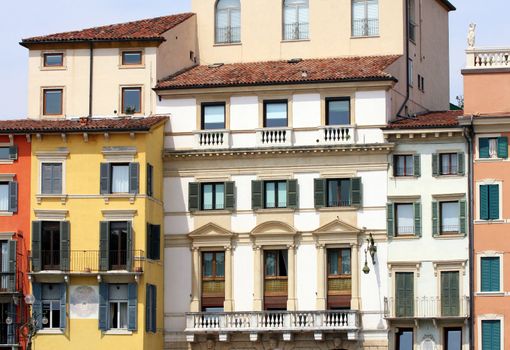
left=88, top=42, right=94, bottom=117
left=397, top=0, right=411, bottom=119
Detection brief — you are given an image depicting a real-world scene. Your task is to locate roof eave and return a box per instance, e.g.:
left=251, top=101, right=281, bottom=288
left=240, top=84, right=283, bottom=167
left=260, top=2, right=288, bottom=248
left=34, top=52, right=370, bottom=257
left=437, top=0, right=456, bottom=11
left=19, top=37, right=165, bottom=48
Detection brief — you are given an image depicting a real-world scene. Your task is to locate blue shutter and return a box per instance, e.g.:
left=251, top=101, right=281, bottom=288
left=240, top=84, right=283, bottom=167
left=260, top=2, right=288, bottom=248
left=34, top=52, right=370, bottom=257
left=481, top=257, right=500, bottom=292
left=152, top=285, right=157, bottom=333
left=60, top=283, right=67, bottom=330
left=31, top=221, right=42, bottom=272
left=491, top=257, right=501, bottom=292
left=128, top=283, right=138, bottom=331
left=32, top=282, right=43, bottom=330
left=497, top=136, right=508, bottom=159
left=60, top=221, right=70, bottom=271
left=129, top=163, right=140, bottom=194
left=7, top=240, right=16, bottom=292
left=479, top=138, right=490, bottom=158
left=100, top=163, right=111, bottom=194
left=145, top=284, right=150, bottom=332
left=99, top=222, right=109, bottom=271
left=480, top=185, right=489, bottom=220
left=8, top=182, right=17, bottom=213
left=489, top=185, right=500, bottom=220
left=126, top=222, right=133, bottom=272
left=8, top=145, right=18, bottom=160
left=482, top=320, right=501, bottom=350
left=98, top=283, right=109, bottom=331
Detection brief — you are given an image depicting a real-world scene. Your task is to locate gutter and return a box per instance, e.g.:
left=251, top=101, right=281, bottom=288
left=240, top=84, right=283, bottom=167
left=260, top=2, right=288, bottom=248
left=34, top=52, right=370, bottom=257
left=396, top=0, right=411, bottom=119
left=19, top=37, right=165, bottom=48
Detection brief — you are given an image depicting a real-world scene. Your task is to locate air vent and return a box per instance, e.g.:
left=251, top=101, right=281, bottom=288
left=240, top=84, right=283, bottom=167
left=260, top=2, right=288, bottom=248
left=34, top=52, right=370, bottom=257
left=287, top=58, right=303, bottom=64
left=208, top=63, right=224, bottom=68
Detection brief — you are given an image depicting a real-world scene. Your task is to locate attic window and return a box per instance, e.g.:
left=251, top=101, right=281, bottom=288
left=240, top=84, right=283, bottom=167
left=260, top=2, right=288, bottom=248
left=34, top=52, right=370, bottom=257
left=208, top=63, right=224, bottom=69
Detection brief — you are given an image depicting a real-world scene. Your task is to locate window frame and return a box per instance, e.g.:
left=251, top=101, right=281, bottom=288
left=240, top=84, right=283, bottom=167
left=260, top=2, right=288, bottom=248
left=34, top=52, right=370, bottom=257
left=201, top=102, right=226, bottom=130
left=326, top=178, right=352, bottom=207
left=109, top=300, right=128, bottom=330
left=263, top=100, right=289, bottom=128
left=120, top=50, right=143, bottom=67
left=325, top=97, right=351, bottom=126
left=395, top=203, right=415, bottom=236
left=393, top=154, right=414, bottom=177
left=121, top=86, right=142, bottom=115
left=264, top=180, right=288, bottom=209
left=282, top=0, right=310, bottom=41
left=478, top=182, right=501, bottom=221
left=478, top=254, right=503, bottom=294
left=201, top=251, right=226, bottom=310
left=439, top=201, right=460, bottom=235
left=479, top=318, right=503, bottom=350
left=215, top=0, right=241, bottom=44
left=395, top=327, right=414, bottom=350
left=42, top=88, right=64, bottom=116
left=0, top=183, right=9, bottom=212
left=351, top=0, right=380, bottom=37
left=110, top=163, right=130, bottom=194
left=41, top=299, right=61, bottom=329
left=201, top=183, right=226, bottom=211
left=43, top=53, right=64, bottom=68
left=439, top=153, right=459, bottom=176
left=40, top=162, right=63, bottom=195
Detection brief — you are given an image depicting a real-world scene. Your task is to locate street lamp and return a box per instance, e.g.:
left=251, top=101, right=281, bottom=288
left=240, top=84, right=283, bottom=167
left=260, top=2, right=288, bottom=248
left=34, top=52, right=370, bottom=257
left=20, top=294, right=38, bottom=350
left=362, top=233, right=377, bottom=274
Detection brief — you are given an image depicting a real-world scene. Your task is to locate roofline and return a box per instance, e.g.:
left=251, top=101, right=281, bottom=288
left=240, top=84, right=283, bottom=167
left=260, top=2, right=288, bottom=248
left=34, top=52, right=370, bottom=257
left=383, top=126, right=462, bottom=132
left=19, top=37, right=165, bottom=48
left=437, top=0, right=456, bottom=11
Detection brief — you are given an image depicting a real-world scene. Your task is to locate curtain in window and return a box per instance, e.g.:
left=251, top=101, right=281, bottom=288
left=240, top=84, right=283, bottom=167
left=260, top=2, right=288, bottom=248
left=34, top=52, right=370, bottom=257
left=265, top=252, right=276, bottom=276
left=341, top=249, right=351, bottom=274
left=489, top=138, right=498, bottom=158
left=1, top=242, right=8, bottom=289
left=441, top=202, right=459, bottom=232
left=0, top=185, right=8, bottom=211
left=397, top=204, right=414, bottom=234
left=216, top=253, right=225, bottom=277
left=216, top=0, right=241, bottom=43
left=112, top=166, right=129, bottom=193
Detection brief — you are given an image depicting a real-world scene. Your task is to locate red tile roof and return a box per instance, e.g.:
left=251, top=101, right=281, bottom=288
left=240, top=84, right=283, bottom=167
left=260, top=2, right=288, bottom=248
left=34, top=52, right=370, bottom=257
left=386, top=110, right=464, bottom=130
left=21, top=13, right=194, bottom=46
left=0, top=116, right=167, bottom=134
left=156, top=55, right=400, bottom=90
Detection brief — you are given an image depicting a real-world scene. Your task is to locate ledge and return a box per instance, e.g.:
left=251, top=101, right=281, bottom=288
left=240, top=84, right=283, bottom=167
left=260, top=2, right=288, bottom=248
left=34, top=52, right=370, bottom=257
left=191, top=210, right=232, bottom=216
left=0, top=212, right=13, bottom=217
left=475, top=292, right=505, bottom=297
left=36, top=194, right=68, bottom=205
left=37, top=329, right=64, bottom=335
left=317, top=206, right=358, bottom=212
left=103, top=329, right=133, bottom=335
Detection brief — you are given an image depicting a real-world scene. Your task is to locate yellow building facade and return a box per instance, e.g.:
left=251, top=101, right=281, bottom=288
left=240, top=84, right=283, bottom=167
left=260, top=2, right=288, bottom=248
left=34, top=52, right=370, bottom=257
left=26, top=117, right=166, bottom=350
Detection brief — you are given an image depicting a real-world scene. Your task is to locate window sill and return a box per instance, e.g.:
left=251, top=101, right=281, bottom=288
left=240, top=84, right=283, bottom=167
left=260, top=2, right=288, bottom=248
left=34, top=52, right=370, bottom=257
left=434, top=174, right=465, bottom=178
left=37, top=329, right=64, bottom=335
left=434, top=234, right=465, bottom=240
left=475, top=219, right=505, bottom=224
left=255, top=208, right=296, bottom=214
left=476, top=292, right=504, bottom=297
left=191, top=210, right=232, bottom=216
left=214, top=42, right=242, bottom=47
left=40, top=66, right=67, bottom=71
left=119, top=65, right=146, bottom=70
left=350, top=35, right=380, bottom=39
left=102, top=194, right=136, bottom=204
left=281, top=39, right=310, bottom=43
left=317, top=206, right=358, bottom=212
left=36, top=194, right=67, bottom=204
left=475, top=157, right=506, bottom=162
left=390, top=176, right=419, bottom=180
left=0, top=160, right=14, bottom=165
left=392, top=235, right=419, bottom=240
left=0, top=212, right=13, bottom=217
left=103, top=329, right=133, bottom=335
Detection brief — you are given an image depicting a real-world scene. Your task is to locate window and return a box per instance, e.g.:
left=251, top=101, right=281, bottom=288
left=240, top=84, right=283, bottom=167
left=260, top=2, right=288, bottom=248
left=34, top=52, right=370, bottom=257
left=146, top=284, right=157, bottom=333
left=43, top=53, right=63, bottom=67
left=43, top=89, right=63, bottom=116
left=395, top=203, right=415, bottom=236
left=352, top=0, right=379, bottom=37
left=327, top=179, right=351, bottom=207
left=408, top=58, right=414, bottom=86
left=108, top=222, right=129, bottom=271
left=394, top=155, right=420, bottom=177
left=0, top=182, right=16, bottom=213
left=147, top=163, right=154, bottom=197
left=202, top=252, right=225, bottom=311
left=109, top=284, right=128, bottom=330
left=433, top=153, right=464, bottom=177
left=481, top=257, right=500, bottom=292
left=32, top=221, right=69, bottom=272
left=408, top=0, right=416, bottom=42
left=99, top=283, right=137, bottom=331
left=264, top=250, right=288, bottom=310
left=121, top=51, right=142, bottom=65
left=264, top=181, right=287, bottom=208
left=264, top=100, right=288, bottom=128
left=481, top=320, right=501, bottom=350
left=327, top=248, right=351, bottom=309
left=252, top=180, right=297, bottom=210
left=215, top=0, right=241, bottom=44
left=440, top=153, right=458, bottom=175
left=315, top=178, right=361, bottom=208
left=202, top=183, right=225, bottom=210
left=41, top=222, right=61, bottom=270
left=395, top=272, right=414, bottom=317
left=0, top=184, right=8, bottom=212
left=100, top=163, right=139, bottom=195
left=444, top=328, right=462, bottom=350
left=479, top=137, right=508, bottom=159
left=41, top=163, right=62, bottom=194
left=283, top=0, right=309, bottom=40
left=201, top=103, right=226, bottom=130
left=41, top=284, right=62, bottom=329
left=440, top=201, right=460, bottom=234
left=0, top=241, right=15, bottom=292
left=121, top=87, right=141, bottom=114
left=480, top=184, right=499, bottom=220
left=0, top=303, right=16, bottom=344
left=396, top=328, right=414, bottom=350
left=146, top=224, right=161, bottom=261
left=111, top=164, right=129, bottom=193
left=441, top=271, right=460, bottom=317
left=418, top=74, right=425, bottom=92
left=0, top=146, right=17, bottom=161
left=326, top=98, right=350, bottom=125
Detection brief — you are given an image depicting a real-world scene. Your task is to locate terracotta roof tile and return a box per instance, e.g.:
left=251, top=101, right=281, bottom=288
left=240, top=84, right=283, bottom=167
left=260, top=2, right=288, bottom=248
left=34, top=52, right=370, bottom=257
left=386, top=110, right=464, bottom=130
left=0, top=116, right=167, bottom=134
left=21, top=13, right=194, bottom=45
left=156, top=55, right=400, bottom=90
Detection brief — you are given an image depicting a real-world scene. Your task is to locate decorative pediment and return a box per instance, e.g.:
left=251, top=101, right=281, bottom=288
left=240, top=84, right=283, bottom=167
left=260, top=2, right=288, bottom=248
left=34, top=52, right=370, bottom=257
left=251, top=221, right=297, bottom=237
left=188, top=223, right=234, bottom=248
left=313, top=219, right=362, bottom=245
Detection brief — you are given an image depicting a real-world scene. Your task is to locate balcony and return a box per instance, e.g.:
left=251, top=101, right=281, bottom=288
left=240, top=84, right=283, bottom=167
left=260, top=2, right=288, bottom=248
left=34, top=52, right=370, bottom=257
left=384, top=296, right=470, bottom=321
left=466, top=48, right=510, bottom=69
left=256, top=128, right=293, bottom=148
left=194, top=130, right=230, bottom=149
left=319, top=126, right=356, bottom=145
left=185, top=310, right=359, bottom=342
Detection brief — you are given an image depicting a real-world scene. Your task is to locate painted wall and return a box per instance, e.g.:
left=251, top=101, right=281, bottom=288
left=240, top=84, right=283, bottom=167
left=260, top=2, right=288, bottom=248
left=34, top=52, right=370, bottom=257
left=464, top=73, right=510, bottom=116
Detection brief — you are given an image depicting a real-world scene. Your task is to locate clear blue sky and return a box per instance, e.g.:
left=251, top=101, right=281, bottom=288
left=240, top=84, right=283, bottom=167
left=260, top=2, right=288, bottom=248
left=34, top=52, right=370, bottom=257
left=0, top=0, right=508, bottom=118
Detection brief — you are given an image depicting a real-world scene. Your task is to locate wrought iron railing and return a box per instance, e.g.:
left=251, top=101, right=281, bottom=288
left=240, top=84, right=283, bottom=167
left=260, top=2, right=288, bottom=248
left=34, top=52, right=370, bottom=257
left=283, top=23, right=309, bottom=40
left=352, top=18, right=379, bottom=37
left=384, top=296, right=470, bottom=318
left=215, top=26, right=241, bottom=44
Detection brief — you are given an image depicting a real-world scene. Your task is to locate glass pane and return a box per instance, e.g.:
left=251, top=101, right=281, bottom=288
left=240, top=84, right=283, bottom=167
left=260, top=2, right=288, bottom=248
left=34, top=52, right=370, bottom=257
left=51, top=301, right=60, bottom=328
left=265, top=252, right=276, bottom=276
left=203, top=253, right=213, bottom=277
left=341, top=249, right=351, bottom=274
left=446, top=329, right=462, bottom=350
left=122, top=52, right=142, bottom=65
left=398, top=330, right=414, bottom=350
left=405, top=156, right=414, bottom=175
left=42, top=303, right=51, bottom=328
left=441, top=202, right=459, bottom=233
left=119, top=302, right=128, bottom=329
left=328, top=250, right=339, bottom=275
left=217, top=0, right=240, bottom=10
left=265, top=182, right=276, bottom=208
left=122, top=88, right=141, bottom=114
left=396, top=156, right=405, bottom=176
left=202, top=184, right=213, bottom=210
left=280, top=250, right=288, bottom=276
left=340, top=179, right=351, bottom=206
left=277, top=182, right=287, bottom=208
left=327, top=180, right=339, bottom=207
left=327, top=100, right=350, bottom=125
left=216, top=252, right=225, bottom=277
left=203, top=105, right=225, bottom=130
left=265, top=102, right=288, bottom=127
left=396, top=204, right=414, bottom=235
left=215, top=184, right=225, bottom=210
left=0, top=185, right=8, bottom=211
left=44, top=54, right=63, bottom=66
left=44, top=90, right=62, bottom=115
left=0, top=148, right=9, bottom=160
left=451, top=154, right=458, bottom=173
left=112, top=165, right=129, bottom=193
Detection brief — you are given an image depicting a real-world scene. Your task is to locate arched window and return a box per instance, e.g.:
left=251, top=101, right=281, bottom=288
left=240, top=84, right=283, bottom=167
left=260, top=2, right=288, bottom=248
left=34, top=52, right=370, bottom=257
left=352, top=0, right=379, bottom=37
left=215, top=0, right=241, bottom=44
left=283, top=0, right=309, bottom=40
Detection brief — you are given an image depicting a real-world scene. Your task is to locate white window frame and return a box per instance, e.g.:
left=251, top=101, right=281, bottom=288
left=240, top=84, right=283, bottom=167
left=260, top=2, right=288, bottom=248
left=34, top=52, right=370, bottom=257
left=42, top=299, right=60, bottom=329
left=477, top=252, right=504, bottom=295
left=109, top=300, right=128, bottom=330
left=476, top=180, right=503, bottom=222
left=475, top=134, right=503, bottom=161
left=478, top=315, right=504, bottom=350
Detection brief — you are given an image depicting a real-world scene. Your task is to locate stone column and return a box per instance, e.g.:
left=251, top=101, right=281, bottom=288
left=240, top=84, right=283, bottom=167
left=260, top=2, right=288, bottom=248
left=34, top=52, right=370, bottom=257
left=223, top=245, right=233, bottom=312
left=253, top=245, right=263, bottom=311
left=287, top=244, right=297, bottom=311
left=350, top=243, right=360, bottom=310
left=316, top=244, right=326, bottom=310
left=190, top=247, right=201, bottom=312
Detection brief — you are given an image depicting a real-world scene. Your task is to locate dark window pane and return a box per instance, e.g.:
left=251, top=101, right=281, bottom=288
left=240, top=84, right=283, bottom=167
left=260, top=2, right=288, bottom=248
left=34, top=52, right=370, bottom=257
left=445, top=328, right=462, bottom=350
left=328, top=249, right=339, bottom=275
left=327, top=179, right=351, bottom=207
left=202, top=105, right=225, bottom=130
left=44, top=54, right=63, bottom=67
left=327, top=99, right=350, bottom=125
left=265, top=252, right=276, bottom=276
left=264, top=102, right=288, bottom=127
left=216, top=253, right=225, bottom=277
left=0, top=148, right=8, bottom=160
left=122, top=88, right=141, bottom=114
left=44, top=90, right=62, bottom=115
left=341, top=249, right=351, bottom=274
left=203, top=253, right=213, bottom=277
left=122, top=51, right=142, bottom=65
left=397, top=329, right=413, bottom=350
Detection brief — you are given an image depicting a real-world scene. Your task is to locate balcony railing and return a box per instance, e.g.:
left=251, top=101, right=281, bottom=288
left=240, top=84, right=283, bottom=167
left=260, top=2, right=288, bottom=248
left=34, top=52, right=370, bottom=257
left=194, top=130, right=230, bottom=149
left=466, top=48, right=510, bottom=68
left=215, top=26, right=241, bottom=44
left=283, top=23, right=309, bottom=41
left=0, top=323, right=18, bottom=346
left=256, top=128, right=293, bottom=147
left=319, top=126, right=355, bottom=145
left=384, top=296, right=470, bottom=319
left=352, top=18, right=379, bottom=37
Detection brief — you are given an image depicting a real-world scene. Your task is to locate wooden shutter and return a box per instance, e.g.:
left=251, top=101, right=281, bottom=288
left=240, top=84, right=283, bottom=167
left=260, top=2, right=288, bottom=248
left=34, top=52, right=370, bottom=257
left=497, top=136, right=508, bottom=159
left=489, top=185, right=500, bottom=220
left=152, top=285, right=157, bottom=332
left=413, top=155, right=421, bottom=177
left=7, top=240, right=16, bottom=292
left=459, top=200, right=467, bottom=235
left=8, top=182, right=17, bottom=213
left=100, top=163, right=111, bottom=194
left=128, top=283, right=138, bottom=331
left=480, top=185, right=490, bottom=220
left=251, top=180, right=263, bottom=210
left=482, top=320, right=501, bottom=350
left=32, top=282, right=43, bottom=330
left=60, top=283, right=67, bottom=330
left=481, top=257, right=500, bottom=292
left=188, top=182, right=200, bottom=212
left=431, top=154, right=439, bottom=177
left=479, top=138, right=490, bottom=158
left=53, top=163, right=62, bottom=194
left=126, top=222, right=133, bottom=272
left=350, top=177, right=362, bottom=207
left=145, top=284, right=151, bottom=332
left=99, top=222, right=110, bottom=271
left=129, top=163, right=140, bottom=194
left=31, top=221, right=42, bottom=272
left=386, top=203, right=394, bottom=237
left=441, top=271, right=459, bottom=316
left=60, top=221, right=70, bottom=271
left=314, top=178, right=326, bottom=208
left=8, top=145, right=17, bottom=160
left=146, top=163, right=153, bottom=197
left=432, top=201, right=439, bottom=237
left=457, top=152, right=465, bottom=176
left=98, top=283, right=109, bottom=331
left=396, top=272, right=414, bottom=317
left=225, top=181, right=236, bottom=210
left=287, top=179, right=298, bottom=209
left=414, top=202, right=422, bottom=237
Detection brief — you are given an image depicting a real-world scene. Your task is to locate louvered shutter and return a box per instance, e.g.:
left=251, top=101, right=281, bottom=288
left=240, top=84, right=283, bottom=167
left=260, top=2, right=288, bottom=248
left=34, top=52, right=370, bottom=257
left=100, top=163, right=111, bottom=194
left=479, top=138, right=490, bottom=158
left=146, top=163, right=153, bottom=197
left=489, top=185, right=500, bottom=220
left=188, top=183, right=200, bottom=212
left=459, top=200, right=467, bottom=235
left=432, top=154, right=439, bottom=177
left=432, top=201, right=439, bottom=237
left=457, top=152, right=465, bottom=175
left=414, top=202, right=422, bottom=237
left=32, top=282, right=43, bottom=330
left=350, top=177, right=362, bottom=207
left=497, top=136, right=508, bottom=159
left=314, top=179, right=326, bottom=208
left=225, top=181, right=236, bottom=210
left=60, top=283, right=67, bottom=330
left=126, top=222, right=133, bottom=272
left=8, top=182, right=17, bottom=213
left=152, top=285, right=157, bottom=333
left=413, top=155, right=421, bottom=177
left=386, top=203, right=394, bottom=237
left=128, top=283, right=138, bottom=331
left=287, top=179, right=298, bottom=209
left=251, top=180, right=263, bottom=210
left=152, top=225, right=161, bottom=261
left=98, top=282, right=109, bottom=331
left=99, top=222, right=109, bottom=271
left=480, top=185, right=490, bottom=220
left=53, top=163, right=62, bottom=194
left=145, top=284, right=151, bottom=332
left=60, top=222, right=70, bottom=271
left=31, top=221, right=42, bottom=272
left=8, top=145, right=17, bottom=160
left=7, top=240, right=16, bottom=292
left=129, top=163, right=140, bottom=194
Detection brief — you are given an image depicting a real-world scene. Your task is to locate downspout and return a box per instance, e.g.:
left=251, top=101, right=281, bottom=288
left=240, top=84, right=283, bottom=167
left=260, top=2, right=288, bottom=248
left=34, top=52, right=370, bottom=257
left=397, top=0, right=411, bottom=118
left=88, top=42, right=94, bottom=117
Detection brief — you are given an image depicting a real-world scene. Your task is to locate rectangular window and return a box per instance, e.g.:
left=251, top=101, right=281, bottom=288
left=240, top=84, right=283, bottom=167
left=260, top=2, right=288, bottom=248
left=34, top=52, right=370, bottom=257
left=444, top=328, right=462, bottom=350
left=43, top=53, right=64, bottom=67
left=201, top=252, right=225, bottom=311
left=440, top=201, right=460, bottom=234
left=440, top=153, right=458, bottom=175
left=109, top=222, right=129, bottom=271
left=41, top=163, right=62, bottom=195
left=122, top=87, right=142, bottom=114
left=264, top=250, right=288, bottom=310
left=408, top=58, right=414, bottom=86
left=100, top=163, right=139, bottom=195
left=0, top=241, right=9, bottom=290
left=111, top=164, right=129, bottom=193
left=0, top=147, right=15, bottom=161
left=109, top=284, right=128, bottom=329
left=283, top=0, right=309, bottom=40
left=264, top=100, right=288, bottom=128
left=201, top=183, right=225, bottom=210
left=394, top=155, right=414, bottom=177
left=479, top=137, right=508, bottom=159
left=327, top=248, right=351, bottom=309
left=201, top=103, right=226, bottom=130
left=326, top=98, right=350, bottom=125
left=408, top=0, right=416, bottom=42
left=264, top=181, right=287, bottom=208
left=146, top=224, right=161, bottom=261
left=395, top=203, right=415, bottom=236
left=352, top=0, right=379, bottom=37
left=146, top=284, right=157, bottom=333
left=121, top=51, right=142, bottom=65
left=396, top=328, right=414, bottom=350
left=42, top=283, right=61, bottom=329
left=480, top=184, right=500, bottom=220
left=0, top=184, right=7, bottom=212
left=481, top=256, right=501, bottom=292
left=327, top=179, right=351, bottom=207
left=395, top=272, right=414, bottom=317
left=441, top=271, right=460, bottom=317
left=481, top=320, right=501, bottom=350
left=43, top=89, right=63, bottom=116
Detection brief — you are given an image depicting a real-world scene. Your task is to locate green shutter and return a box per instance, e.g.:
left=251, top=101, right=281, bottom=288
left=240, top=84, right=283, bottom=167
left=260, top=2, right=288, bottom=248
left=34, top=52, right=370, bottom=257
left=7, top=241, right=16, bottom=292
left=32, top=282, right=43, bottom=330
left=60, top=283, right=67, bottom=330
left=314, top=179, right=326, bottom=208
left=396, top=272, right=414, bottom=317
left=497, top=136, right=508, bottom=159
left=481, top=257, right=500, bottom=292
left=188, top=182, right=200, bottom=212
left=441, top=271, right=459, bottom=316
left=482, top=320, right=501, bottom=350
left=287, top=179, right=298, bottom=209
left=387, top=203, right=394, bottom=237
left=479, top=138, right=490, bottom=158
left=457, top=153, right=465, bottom=176
left=128, top=283, right=138, bottom=331
left=31, top=221, right=42, bottom=272
left=129, top=163, right=140, bottom=194
left=414, top=202, right=422, bottom=237
left=98, top=282, right=109, bottom=331
left=413, top=155, right=421, bottom=177
left=152, top=285, right=157, bottom=333
left=480, top=185, right=490, bottom=220
left=459, top=200, right=467, bottom=235
left=8, top=182, right=17, bottom=213
left=60, top=221, right=70, bottom=271
left=126, top=222, right=133, bottom=272
left=350, top=177, right=362, bottom=207
left=225, top=181, right=236, bottom=210
left=489, top=185, right=500, bottom=220
left=432, top=201, right=439, bottom=237
left=99, top=222, right=109, bottom=271
left=8, top=145, right=18, bottom=160
left=100, top=163, right=111, bottom=194
left=251, top=180, right=263, bottom=210
left=432, top=154, right=439, bottom=177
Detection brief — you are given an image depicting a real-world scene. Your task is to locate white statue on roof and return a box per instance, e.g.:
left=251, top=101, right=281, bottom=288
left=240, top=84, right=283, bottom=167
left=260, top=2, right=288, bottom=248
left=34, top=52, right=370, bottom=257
left=467, top=23, right=476, bottom=48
